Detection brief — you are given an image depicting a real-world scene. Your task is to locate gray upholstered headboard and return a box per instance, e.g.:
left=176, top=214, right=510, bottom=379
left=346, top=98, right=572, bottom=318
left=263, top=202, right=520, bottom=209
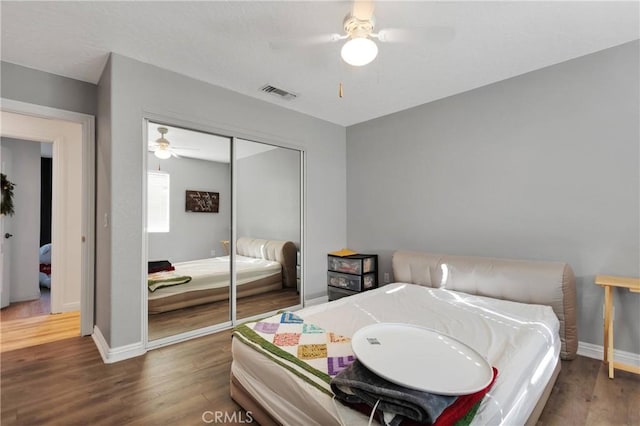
left=236, top=237, right=297, bottom=289
left=392, top=251, right=577, bottom=360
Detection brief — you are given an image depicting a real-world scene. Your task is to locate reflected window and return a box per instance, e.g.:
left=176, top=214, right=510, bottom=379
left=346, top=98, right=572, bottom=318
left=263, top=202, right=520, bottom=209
left=147, top=171, right=170, bottom=233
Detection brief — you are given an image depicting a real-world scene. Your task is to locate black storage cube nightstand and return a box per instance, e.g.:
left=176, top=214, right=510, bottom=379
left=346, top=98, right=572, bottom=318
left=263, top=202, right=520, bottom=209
left=327, top=254, right=378, bottom=301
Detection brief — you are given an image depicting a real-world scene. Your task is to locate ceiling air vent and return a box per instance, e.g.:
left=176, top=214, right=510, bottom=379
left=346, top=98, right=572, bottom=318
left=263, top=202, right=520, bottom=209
left=260, top=84, right=297, bottom=100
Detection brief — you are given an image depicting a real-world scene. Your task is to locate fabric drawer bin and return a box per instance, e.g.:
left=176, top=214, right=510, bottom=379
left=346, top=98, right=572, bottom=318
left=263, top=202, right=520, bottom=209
left=328, top=254, right=377, bottom=275
left=328, top=271, right=376, bottom=292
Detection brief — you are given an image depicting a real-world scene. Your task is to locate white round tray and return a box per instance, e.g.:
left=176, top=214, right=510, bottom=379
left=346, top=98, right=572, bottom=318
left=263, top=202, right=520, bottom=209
left=351, top=323, right=492, bottom=395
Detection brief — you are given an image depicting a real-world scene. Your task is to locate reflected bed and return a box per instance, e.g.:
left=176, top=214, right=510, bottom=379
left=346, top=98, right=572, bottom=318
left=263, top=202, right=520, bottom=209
left=148, top=237, right=297, bottom=314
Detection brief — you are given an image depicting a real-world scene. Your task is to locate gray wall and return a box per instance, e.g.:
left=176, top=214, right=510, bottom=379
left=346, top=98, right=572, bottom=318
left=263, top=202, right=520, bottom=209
left=96, top=56, right=112, bottom=341
left=99, top=53, right=346, bottom=347
left=346, top=41, right=640, bottom=354
left=1, top=137, right=41, bottom=302
left=1, top=61, right=97, bottom=115
left=237, top=145, right=301, bottom=246
left=147, top=153, right=230, bottom=263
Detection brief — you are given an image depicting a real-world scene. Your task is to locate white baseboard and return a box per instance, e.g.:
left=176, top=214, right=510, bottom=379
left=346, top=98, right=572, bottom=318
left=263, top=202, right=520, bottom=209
left=92, top=325, right=146, bottom=364
left=578, top=341, right=640, bottom=367
left=304, top=295, right=328, bottom=307
left=62, top=301, right=80, bottom=312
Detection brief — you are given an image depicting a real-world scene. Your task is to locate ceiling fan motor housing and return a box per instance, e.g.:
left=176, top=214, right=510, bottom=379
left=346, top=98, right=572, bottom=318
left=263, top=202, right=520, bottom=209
left=343, top=13, right=375, bottom=39
left=155, top=127, right=170, bottom=149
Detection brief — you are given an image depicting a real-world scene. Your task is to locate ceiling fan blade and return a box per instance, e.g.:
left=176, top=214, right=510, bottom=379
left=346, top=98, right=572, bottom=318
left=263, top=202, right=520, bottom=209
left=171, top=151, right=181, bottom=159
left=148, top=144, right=158, bottom=152
left=377, top=26, right=456, bottom=44
left=172, top=145, right=199, bottom=151
left=352, top=0, right=374, bottom=21
left=269, top=33, right=342, bottom=50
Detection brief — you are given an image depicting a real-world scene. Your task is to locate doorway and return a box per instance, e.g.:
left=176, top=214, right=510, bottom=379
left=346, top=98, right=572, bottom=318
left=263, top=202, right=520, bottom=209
left=38, top=146, right=53, bottom=313
left=0, top=138, right=52, bottom=316
left=0, top=100, right=95, bottom=337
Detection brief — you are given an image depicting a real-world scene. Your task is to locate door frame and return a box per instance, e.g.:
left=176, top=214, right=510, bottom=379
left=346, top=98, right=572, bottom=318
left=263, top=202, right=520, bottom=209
left=0, top=98, right=95, bottom=336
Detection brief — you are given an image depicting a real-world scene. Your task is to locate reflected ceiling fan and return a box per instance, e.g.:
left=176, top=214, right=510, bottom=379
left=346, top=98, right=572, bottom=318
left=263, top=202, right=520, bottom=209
left=148, top=126, right=196, bottom=160
left=271, top=0, right=454, bottom=67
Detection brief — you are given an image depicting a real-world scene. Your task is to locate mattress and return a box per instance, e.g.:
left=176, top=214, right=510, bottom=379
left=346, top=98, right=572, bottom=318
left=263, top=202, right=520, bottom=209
left=231, top=282, right=560, bottom=425
left=148, top=255, right=281, bottom=301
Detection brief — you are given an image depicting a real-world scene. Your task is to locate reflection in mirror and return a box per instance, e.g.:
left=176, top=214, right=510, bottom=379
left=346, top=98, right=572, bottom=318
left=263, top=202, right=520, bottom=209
left=146, top=122, right=231, bottom=341
left=235, top=138, right=302, bottom=320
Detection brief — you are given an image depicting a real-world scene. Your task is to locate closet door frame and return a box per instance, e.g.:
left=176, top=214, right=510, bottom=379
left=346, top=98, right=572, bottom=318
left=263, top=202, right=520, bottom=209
left=142, top=113, right=305, bottom=350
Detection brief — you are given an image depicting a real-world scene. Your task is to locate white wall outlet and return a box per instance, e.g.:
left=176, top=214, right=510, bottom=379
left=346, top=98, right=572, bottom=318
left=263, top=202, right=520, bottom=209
left=383, top=272, right=390, bottom=283
left=210, top=249, right=216, bottom=257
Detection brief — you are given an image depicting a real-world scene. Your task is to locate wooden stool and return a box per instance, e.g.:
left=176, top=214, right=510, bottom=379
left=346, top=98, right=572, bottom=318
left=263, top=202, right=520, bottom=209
left=594, top=275, right=640, bottom=378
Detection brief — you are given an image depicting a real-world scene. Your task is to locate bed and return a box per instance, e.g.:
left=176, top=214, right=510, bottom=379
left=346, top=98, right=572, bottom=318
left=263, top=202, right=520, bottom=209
left=230, top=250, right=577, bottom=425
left=148, top=237, right=297, bottom=314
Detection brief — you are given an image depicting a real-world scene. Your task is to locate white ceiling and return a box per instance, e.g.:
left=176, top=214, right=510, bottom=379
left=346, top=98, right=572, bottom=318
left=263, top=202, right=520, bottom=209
left=2, top=1, right=638, bottom=127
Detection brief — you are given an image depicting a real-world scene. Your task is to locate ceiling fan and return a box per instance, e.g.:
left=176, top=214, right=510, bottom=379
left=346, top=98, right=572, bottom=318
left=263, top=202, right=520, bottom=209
left=148, top=126, right=197, bottom=160
left=339, top=1, right=380, bottom=66
left=270, top=0, right=454, bottom=67
left=148, top=127, right=177, bottom=159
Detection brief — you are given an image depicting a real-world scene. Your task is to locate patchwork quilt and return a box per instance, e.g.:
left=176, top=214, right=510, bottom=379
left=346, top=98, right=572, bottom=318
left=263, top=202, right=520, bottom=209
left=233, top=311, right=354, bottom=395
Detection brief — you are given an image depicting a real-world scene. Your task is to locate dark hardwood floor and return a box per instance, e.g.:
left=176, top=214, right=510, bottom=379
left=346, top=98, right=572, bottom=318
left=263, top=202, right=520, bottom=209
left=537, top=356, right=640, bottom=425
left=1, top=331, right=241, bottom=425
left=2, top=325, right=639, bottom=425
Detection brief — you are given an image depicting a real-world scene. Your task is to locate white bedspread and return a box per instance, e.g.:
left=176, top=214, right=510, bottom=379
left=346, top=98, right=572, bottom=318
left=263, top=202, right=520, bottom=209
left=148, top=255, right=281, bottom=300
left=231, top=282, right=560, bottom=425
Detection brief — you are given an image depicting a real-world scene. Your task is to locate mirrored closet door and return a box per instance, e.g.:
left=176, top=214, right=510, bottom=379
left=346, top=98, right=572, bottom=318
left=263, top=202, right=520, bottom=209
left=235, top=138, right=302, bottom=320
left=146, top=122, right=232, bottom=341
left=145, top=123, right=303, bottom=344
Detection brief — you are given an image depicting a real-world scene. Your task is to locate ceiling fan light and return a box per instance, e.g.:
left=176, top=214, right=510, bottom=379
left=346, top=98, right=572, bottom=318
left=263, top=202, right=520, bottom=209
left=154, top=148, right=172, bottom=160
left=341, top=37, right=378, bottom=66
